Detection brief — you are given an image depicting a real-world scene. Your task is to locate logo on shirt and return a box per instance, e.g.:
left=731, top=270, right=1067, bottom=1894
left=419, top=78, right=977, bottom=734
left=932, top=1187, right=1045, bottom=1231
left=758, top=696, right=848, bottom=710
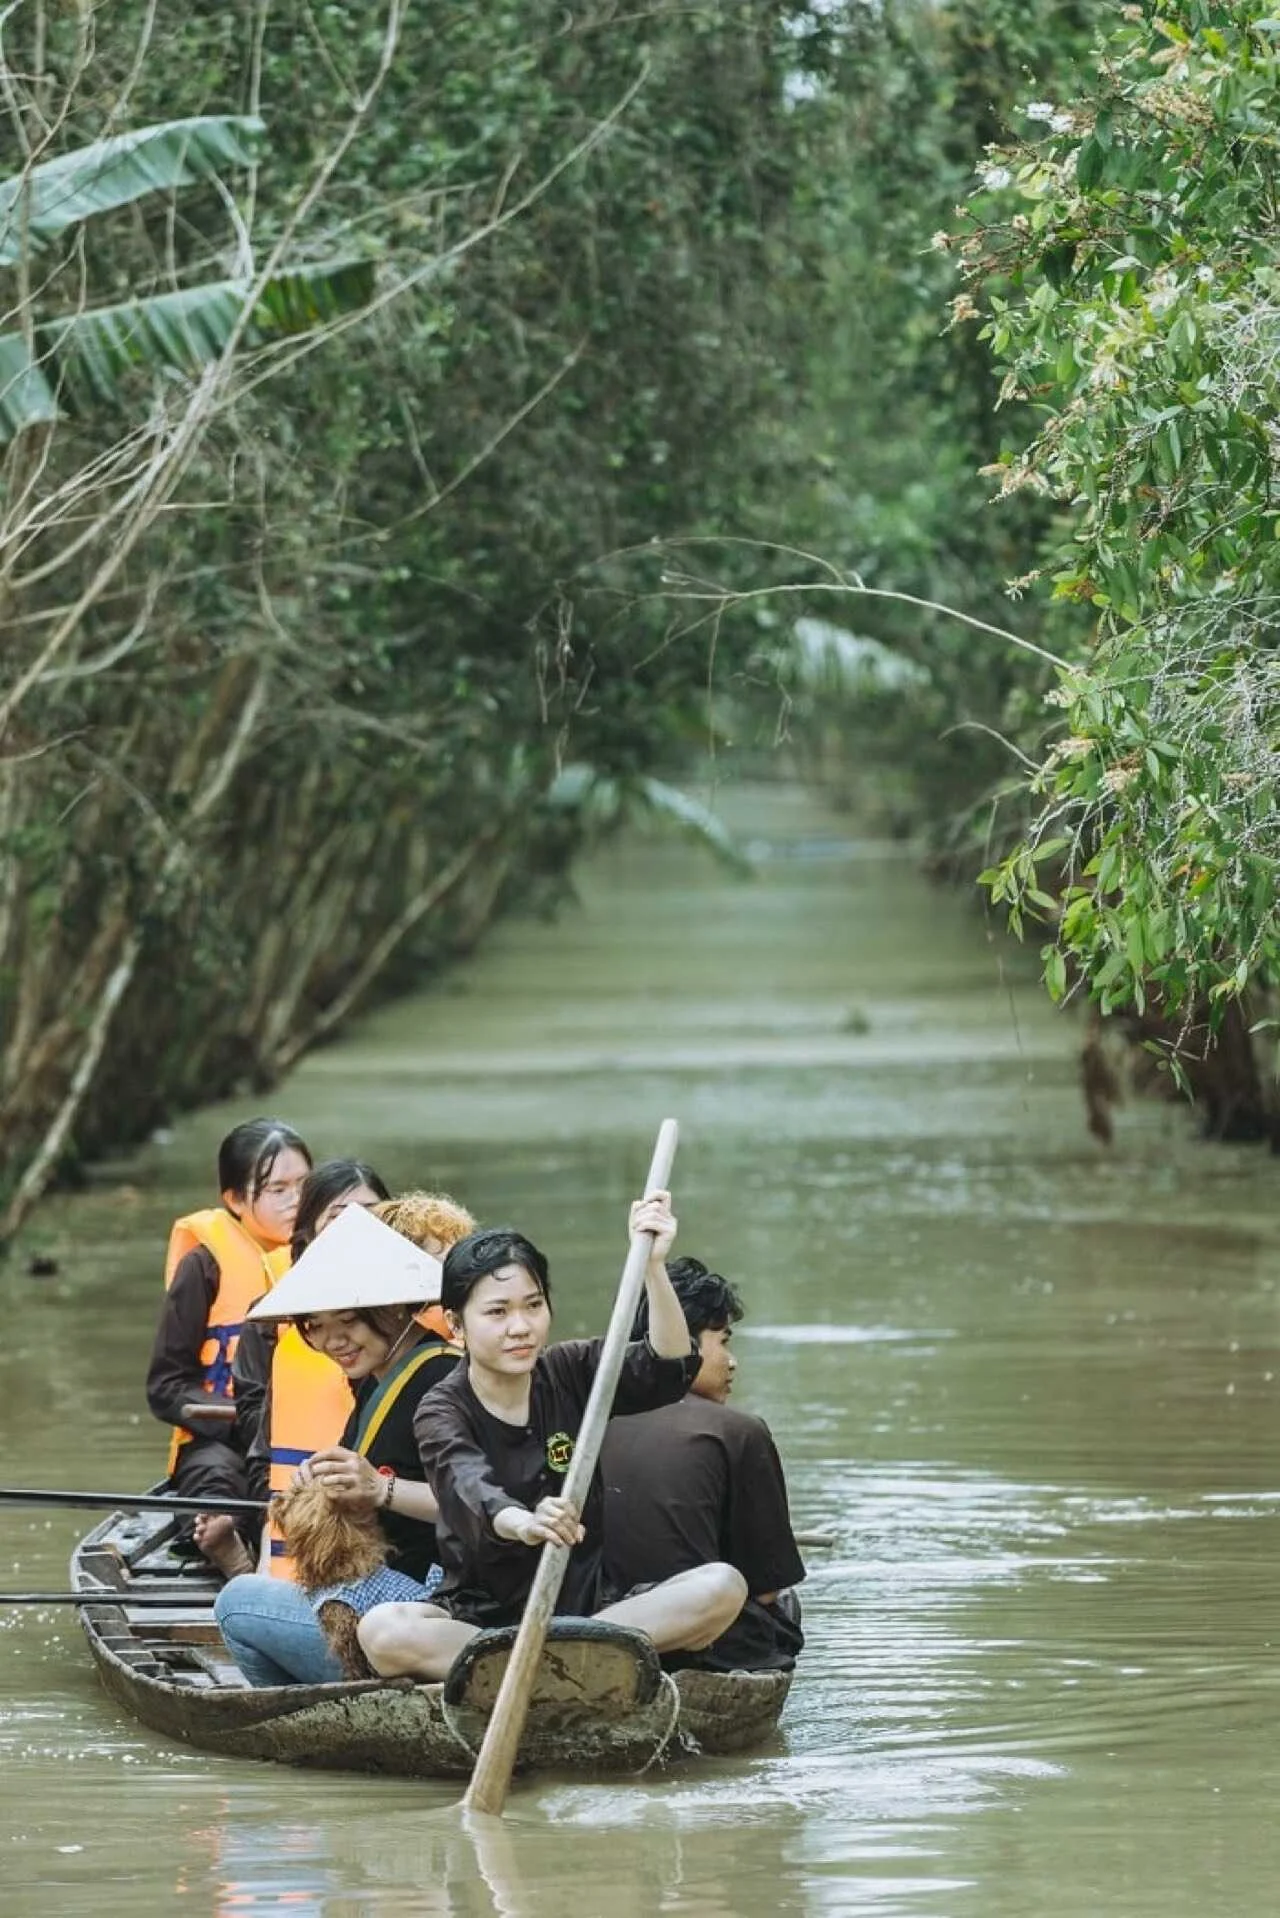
left=546, top=1430, right=575, bottom=1474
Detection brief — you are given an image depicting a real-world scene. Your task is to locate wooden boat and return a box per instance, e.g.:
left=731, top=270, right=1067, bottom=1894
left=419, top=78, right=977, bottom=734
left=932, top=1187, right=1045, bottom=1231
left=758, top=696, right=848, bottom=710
left=71, top=1503, right=792, bottom=1778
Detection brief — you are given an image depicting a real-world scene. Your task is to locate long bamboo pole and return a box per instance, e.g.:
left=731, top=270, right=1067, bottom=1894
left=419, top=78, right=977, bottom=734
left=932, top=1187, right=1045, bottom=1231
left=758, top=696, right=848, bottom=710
left=0, top=1489, right=265, bottom=1518
left=0, top=1591, right=216, bottom=1606
left=461, top=1117, right=679, bottom=1816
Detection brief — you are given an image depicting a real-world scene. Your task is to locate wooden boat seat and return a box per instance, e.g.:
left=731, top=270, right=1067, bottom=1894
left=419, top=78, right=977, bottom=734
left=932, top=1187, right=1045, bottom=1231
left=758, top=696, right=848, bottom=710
left=122, top=1609, right=221, bottom=1644
left=78, top=1545, right=129, bottom=1589
left=153, top=1641, right=249, bottom=1688
left=116, top=1516, right=185, bottom=1570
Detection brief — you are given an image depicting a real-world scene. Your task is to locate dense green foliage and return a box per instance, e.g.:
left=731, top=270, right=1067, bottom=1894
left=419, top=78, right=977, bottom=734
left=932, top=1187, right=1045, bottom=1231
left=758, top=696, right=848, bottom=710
left=962, top=1, right=1280, bottom=1042
left=699, top=1, right=1101, bottom=840
left=0, top=2, right=846, bottom=1228
left=691, top=0, right=1276, bottom=1125
left=10, top=0, right=1273, bottom=1219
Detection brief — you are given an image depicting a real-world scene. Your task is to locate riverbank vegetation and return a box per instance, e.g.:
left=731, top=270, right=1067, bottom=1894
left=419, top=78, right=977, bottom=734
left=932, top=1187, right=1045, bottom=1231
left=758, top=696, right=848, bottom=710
left=0, top=1, right=854, bottom=1231
left=5, top=2, right=1275, bottom=1230
left=963, top=0, right=1280, bottom=1138
left=680, top=1, right=1280, bottom=1142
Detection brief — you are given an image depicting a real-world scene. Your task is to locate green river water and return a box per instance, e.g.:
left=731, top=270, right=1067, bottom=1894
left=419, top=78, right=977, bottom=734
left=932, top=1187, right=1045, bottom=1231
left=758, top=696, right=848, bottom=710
left=2, top=781, right=1279, bottom=1916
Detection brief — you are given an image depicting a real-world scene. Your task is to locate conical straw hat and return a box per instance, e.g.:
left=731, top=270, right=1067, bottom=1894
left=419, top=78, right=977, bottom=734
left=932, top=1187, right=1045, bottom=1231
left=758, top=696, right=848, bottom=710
left=247, top=1201, right=444, bottom=1320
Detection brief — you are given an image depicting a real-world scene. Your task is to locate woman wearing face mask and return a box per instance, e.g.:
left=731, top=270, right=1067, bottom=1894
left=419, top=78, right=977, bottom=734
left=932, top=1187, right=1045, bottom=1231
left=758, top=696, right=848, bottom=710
left=213, top=1193, right=474, bottom=1688
left=146, top=1117, right=312, bottom=1577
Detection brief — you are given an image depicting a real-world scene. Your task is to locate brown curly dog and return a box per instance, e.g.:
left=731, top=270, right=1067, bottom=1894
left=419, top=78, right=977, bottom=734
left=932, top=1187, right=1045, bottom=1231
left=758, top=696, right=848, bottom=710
left=271, top=1478, right=388, bottom=1679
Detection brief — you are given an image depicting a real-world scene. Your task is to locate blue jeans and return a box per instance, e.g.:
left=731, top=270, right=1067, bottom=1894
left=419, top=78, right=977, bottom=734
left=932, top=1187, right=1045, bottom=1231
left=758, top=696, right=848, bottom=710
left=214, top=1574, right=345, bottom=1688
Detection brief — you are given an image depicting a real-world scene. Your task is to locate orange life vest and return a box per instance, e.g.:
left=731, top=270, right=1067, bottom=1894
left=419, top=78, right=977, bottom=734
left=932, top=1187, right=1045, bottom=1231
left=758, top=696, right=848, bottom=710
left=163, top=1208, right=290, bottom=1473
left=265, top=1302, right=460, bottom=1581
left=265, top=1327, right=356, bottom=1580
left=418, top=1303, right=453, bottom=1344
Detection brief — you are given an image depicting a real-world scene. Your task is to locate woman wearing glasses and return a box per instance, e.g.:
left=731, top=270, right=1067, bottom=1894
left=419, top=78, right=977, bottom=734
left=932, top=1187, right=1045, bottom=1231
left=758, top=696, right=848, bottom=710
left=145, top=1117, right=312, bottom=1575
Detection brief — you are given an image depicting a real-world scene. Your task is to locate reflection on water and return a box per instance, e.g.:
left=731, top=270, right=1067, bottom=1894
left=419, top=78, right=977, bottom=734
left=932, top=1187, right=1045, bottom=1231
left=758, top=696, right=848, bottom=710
left=4, top=783, right=1280, bottom=1916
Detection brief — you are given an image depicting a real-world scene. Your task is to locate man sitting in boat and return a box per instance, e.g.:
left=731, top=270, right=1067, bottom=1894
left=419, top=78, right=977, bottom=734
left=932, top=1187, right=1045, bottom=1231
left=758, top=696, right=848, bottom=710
left=356, top=1192, right=749, bottom=1681
left=601, top=1257, right=805, bottom=1671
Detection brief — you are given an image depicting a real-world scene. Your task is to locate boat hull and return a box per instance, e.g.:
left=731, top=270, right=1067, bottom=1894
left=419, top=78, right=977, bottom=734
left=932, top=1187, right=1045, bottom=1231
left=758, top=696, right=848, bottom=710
left=72, top=1508, right=792, bottom=1778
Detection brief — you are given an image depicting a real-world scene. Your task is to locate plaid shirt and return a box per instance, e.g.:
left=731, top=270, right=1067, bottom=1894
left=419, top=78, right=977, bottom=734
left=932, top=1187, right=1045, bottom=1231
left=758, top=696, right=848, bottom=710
left=308, top=1562, right=442, bottom=1617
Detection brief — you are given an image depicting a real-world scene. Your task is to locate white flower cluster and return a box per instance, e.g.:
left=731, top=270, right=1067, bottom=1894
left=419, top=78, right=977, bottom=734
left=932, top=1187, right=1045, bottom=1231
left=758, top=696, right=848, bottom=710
left=1146, top=273, right=1179, bottom=317
left=978, top=163, right=1012, bottom=191
left=1024, top=100, right=1074, bottom=134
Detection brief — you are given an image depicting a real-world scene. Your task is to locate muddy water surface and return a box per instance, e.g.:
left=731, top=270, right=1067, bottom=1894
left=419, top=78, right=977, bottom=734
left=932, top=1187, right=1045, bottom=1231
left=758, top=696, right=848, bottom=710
left=3, top=782, right=1280, bottom=1916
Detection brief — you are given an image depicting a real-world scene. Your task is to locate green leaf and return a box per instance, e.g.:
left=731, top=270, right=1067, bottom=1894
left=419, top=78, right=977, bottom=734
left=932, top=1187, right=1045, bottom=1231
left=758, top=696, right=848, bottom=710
left=1, top=260, right=376, bottom=437
left=1044, top=946, right=1068, bottom=1001
left=635, top=775, right=753, bottom=875
left=1095, top=842, right=1121, bottom=893
left=249, top=260, right=379, bottom=338
left=0, top=333, right=57, bottom=436
left=547, top=765, right=751, bottom=875
left=0, top=118, right=266, bottom=266
left=1075, top=137, right=1105, bottom=191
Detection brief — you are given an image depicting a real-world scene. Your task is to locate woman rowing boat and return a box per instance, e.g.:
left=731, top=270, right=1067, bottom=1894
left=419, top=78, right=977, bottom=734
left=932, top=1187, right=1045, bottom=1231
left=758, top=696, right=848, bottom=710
left=356, top=1192, right=748, bottom=1681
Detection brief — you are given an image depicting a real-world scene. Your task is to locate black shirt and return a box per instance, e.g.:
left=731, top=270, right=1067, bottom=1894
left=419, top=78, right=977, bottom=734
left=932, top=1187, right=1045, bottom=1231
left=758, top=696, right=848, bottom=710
left=233, top=1314, right=279, bottom=1500
left=600, top=1394, right=806, bottom=1600
left=344, top=1340, right=461, bottom=1583
left=415, top=1336, right=698, bottom=1627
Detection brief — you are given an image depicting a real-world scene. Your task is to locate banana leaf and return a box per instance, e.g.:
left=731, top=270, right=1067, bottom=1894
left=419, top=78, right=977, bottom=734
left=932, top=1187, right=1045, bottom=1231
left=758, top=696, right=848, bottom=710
left=786, top=616, right=929, bottom=694
left=0, top=335, right=57, bottom=431
left=0, top=117, right=266, bottom=266
left=0, top=259, right=376, bottom=439
left=636, top=774, right=753, bottom=875
left=547, top=764, right=752, bottom=874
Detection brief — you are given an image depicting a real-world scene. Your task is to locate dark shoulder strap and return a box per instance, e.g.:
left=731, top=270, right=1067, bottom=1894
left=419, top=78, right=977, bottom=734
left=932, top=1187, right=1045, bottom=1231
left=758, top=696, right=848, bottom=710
left=356, top=1343, right=460, bottom=1456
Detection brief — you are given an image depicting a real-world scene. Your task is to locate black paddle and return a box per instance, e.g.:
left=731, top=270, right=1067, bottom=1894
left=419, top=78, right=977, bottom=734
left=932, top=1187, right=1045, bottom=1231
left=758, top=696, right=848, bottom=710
left=0, top=1489, right=267, bottom=1518
left=0, top=1591, right=217, bottom=1606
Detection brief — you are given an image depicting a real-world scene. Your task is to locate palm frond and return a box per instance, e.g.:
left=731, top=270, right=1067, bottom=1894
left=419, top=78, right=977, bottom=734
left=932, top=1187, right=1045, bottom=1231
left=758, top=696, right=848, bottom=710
left=0, top=118, right=266, bottom=266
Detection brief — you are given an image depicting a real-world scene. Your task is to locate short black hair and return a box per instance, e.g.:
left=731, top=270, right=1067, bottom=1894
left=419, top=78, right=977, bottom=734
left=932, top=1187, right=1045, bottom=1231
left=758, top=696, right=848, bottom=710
left=217, top=1118, right=311, bottom=1202
left=631, top=1256, right=743, bottom=1341
left=290, top=1159, right=390, bottom=1262
left=442, top=1228, right=551, bottom=1316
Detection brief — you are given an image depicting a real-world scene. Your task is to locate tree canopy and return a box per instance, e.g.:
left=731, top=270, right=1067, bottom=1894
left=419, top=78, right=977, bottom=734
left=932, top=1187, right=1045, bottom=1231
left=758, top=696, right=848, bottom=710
left=0, top=2, right=863, bottom=1229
